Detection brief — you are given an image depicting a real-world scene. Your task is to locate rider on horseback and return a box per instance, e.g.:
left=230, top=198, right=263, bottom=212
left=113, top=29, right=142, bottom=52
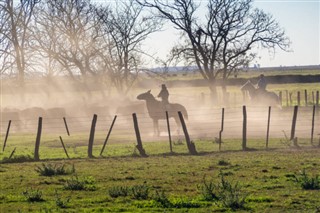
left=257, top=74, right=267, bottom=91
left=157, top=84, right=169, bottom=108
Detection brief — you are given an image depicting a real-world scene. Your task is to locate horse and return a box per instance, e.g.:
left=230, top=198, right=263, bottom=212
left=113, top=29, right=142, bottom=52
left=137, top=90, right=188, bottom=136
left=241, top=80, right=281, bottom=107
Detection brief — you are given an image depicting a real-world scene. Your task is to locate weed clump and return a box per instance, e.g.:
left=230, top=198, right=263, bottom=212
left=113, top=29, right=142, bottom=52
left=35, top=163, right=75, bottom=176
left=23, top=188, right=45, bottom=202
left=294, top=169, right=320, bottom=190
left=63, top=176, right=96, bottom=191
left=197, top=170, right=248, bottom=210
left=108, top=186, right=130, bottom=198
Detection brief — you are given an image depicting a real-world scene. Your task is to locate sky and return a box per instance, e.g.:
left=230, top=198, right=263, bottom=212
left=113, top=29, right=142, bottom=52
left=142, top=0, right=320, bottom=68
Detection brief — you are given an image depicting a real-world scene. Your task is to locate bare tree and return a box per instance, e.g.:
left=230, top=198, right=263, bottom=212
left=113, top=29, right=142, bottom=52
left=136, top=0, right=290, bottom=104
left=0, top=0, right=39, bottom=86
left=96, top=0, right=162, bottom=95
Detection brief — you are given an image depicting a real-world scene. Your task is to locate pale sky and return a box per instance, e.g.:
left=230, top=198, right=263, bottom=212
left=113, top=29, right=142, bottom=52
left=143, top=0, right=320, bottom=68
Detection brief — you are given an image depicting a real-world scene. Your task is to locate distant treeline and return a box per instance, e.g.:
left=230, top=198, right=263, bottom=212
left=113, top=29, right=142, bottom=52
left=140, top=74, right=320, bottom=88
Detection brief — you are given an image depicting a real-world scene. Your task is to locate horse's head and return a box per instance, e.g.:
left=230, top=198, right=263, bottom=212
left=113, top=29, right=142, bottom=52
left=137, top=90, right=153, bottom=101
left=241, top=80, right=254, bottom=91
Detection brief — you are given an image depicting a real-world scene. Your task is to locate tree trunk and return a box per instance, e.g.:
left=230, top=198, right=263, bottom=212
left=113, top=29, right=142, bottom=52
left=209, top=80, right=218, bottom=105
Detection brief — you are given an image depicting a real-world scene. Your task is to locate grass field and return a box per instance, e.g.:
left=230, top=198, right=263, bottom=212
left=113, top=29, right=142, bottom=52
left=1, top=137, right=320, bottom=212
left=1, top=72, right=320, bottom=212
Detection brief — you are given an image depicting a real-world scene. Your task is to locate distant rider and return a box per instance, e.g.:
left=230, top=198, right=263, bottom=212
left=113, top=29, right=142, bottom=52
left=257, top=74, right=267, bottom=91
left=157, top=84, right=169, bottom=106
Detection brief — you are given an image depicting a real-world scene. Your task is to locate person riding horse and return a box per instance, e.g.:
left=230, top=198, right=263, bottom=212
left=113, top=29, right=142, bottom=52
left=157, top=84, right=169, bottom=108
left=257, top=74, right=267, bottom=91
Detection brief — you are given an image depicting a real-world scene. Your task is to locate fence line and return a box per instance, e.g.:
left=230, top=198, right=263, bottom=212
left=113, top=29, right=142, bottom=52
left=1, top=105, right=319, bottom=161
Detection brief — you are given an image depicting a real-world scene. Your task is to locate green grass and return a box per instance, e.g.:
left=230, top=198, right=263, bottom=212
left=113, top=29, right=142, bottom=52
left=1, top=139, right=320, bottom=212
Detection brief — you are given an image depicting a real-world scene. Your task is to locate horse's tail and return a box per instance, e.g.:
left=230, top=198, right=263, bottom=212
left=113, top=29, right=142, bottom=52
left=180, top=105, right=188, bottom=120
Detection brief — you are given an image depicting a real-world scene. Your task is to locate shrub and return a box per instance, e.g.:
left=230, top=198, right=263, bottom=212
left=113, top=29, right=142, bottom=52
left=63, top=176, right=96, bottom=191
left=131, top=183, right=149, bottom=200
left=23, top=188, right=45, bottom=202
left=108, top=186, right=130, bottom=198
left=35, top=163, right=75, bottom=176
left=294, top=169, right=320, bottom=190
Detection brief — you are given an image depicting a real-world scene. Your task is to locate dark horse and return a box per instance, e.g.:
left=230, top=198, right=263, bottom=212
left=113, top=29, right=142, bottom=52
left=137, top=90, right=188, bottom=136
left=241, top=80, right=281, bottom=107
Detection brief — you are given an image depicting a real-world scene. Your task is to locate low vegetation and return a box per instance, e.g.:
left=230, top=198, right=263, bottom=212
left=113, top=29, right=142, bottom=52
left=0, top=145, right=319, bottom=212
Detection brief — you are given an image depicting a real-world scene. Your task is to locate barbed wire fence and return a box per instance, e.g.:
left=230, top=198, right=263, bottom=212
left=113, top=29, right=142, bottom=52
left=1, top=104, right=319, bottom=161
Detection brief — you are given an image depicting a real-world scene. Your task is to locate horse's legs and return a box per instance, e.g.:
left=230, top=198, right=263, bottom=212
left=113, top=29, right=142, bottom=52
left=153, top=119, right=159, bottom=136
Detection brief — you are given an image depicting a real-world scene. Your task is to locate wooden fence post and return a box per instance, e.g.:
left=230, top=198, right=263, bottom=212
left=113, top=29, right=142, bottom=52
left=34, top=117, right=42, bottom=161
left=219, top=108, right=225, bottom=151
left=242, top=106, right=247, bottom=151
left=88, top=114, right=97, bottom=158
left=311, top=105, right=315, bottom=145
left=165, top=111, right=173, bottom=153
left=316, top=91, right=319, bottom=106
left=63, top=117, right=70, bottom=136
left=290, top=106, right=298, bottom=141
left=286, top=90, right=289, bottom=107
left=289, top=92, right=293, bottom=106
left=59, top=136, right=70, bottom=159
left=178, top=111, right=197, bottom=155
left=100, top=115, right=117, bottom=156
left=266, top=106, right=271, bottom=149
left=279, top=91, right=282, bottom=107
left=2, top=120, right=11, bottom=152
left=132, top=113, right=147, bottom=157
left=297, top=91, right=300, bottom=106
left=304, top=90, right=308, bottom=106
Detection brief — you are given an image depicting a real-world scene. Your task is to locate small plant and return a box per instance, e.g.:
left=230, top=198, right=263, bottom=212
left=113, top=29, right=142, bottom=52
left=217, top=171, right=248, bottom=210
left=131, top=183, right=149, bottom=200
left=108, top=186, right=130, bottom=198
left=55, top=190, right=70, bottom=208
left=294, top=169, right=320, bottom=190
left=153, top=190, right=172, bottom=208
left=35, top=163, right=75, bottom=176
left=23, top=188, right=45, bottom=202
left=197, top=175, right=218, bottom=201
left=63, top=176, right=96, bottom=191
left=218, top=159, right=231, bottom=166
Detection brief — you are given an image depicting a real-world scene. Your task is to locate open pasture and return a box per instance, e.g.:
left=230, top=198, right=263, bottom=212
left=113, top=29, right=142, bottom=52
left=1, top=80, right=320, bottom=212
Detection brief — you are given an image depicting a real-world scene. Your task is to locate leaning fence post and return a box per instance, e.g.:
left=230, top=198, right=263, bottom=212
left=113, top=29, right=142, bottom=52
left=88, top=114, right=97, bottom=158
left=63, top=117, right=70, bottom=136
left=219, top=108, right=225, bottom=151
left=242, top=106, right=247, bottom=151
left=297, top=91, right=301, bottom=106
left=178, top=111, right=197, bottom=155
left=290, top=106, right=298, bottom=141
left=165, top=111, right=173, bottom=153
left=311, top=105, right=315, bottom=145
left=59, top=136, right=70, bottom=159
left=34, top=117, right=43, bottom=161
left=132, top=113, right=147, bottom=157
left=266, top=106, right=271, bottom=149
left=2, top=120, right=11, bottom=152
left=100, top=115, right=117, bottom=156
